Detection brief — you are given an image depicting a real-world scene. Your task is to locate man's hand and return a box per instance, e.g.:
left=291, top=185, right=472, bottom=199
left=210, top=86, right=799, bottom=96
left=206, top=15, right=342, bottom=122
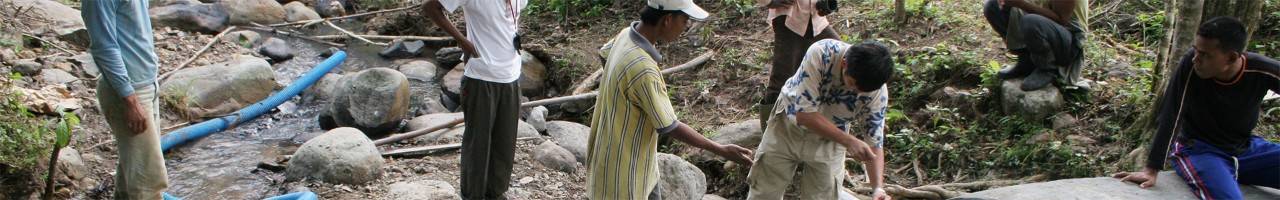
left=1112, top=167, right=1159, bottom=188
left=714, top=144, right=754, bottom=166
left=122, top=95, right=150, bottom=134
left=872, top=188, right=892, bottom=200
left=459, top=40, right=481, bottom=59
left=845, top=138, right=876, bottom=162
left=765, top=0, right=795, bottom=9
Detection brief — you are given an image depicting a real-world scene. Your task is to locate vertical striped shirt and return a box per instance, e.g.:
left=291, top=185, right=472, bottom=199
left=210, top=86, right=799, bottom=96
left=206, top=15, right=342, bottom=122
left=587, top=22, right=680, bottom=200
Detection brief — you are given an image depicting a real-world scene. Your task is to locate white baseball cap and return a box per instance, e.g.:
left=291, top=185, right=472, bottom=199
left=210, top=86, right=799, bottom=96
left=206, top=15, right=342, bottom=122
left=647, top=0, right=709, bottom=20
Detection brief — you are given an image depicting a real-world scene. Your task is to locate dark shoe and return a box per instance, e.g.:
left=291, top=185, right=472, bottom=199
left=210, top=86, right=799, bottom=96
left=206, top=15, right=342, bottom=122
left=997, top=59, right=1035, bottom=79
left=1021, top=70, right=1055, bottom=91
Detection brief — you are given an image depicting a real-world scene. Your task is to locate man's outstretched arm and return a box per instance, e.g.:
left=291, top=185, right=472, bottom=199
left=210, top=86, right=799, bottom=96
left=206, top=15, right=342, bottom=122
left=665, top=122, right=754, bottom=166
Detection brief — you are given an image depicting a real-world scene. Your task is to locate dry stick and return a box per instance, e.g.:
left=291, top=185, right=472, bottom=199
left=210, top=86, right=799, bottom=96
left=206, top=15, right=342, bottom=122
left=158, top=26, right=236, bottom=81
left=21, top=33, right=74, bottom=54
left=382, top=137, right=539, bottom=157
left=268, top=3, right=424, bottom=27
left=239, top=26, right=345, bottom=47
left=373, top=118, right=463, bottom=146
left=323, top=20, right=386, bottom=46
left=564, top=50, right=716, bottom=97
left=311, top=35, right=454, bottom=43
left=376, top=51, right=718, bottom=145
left=571, top=69, right=604, bottom=94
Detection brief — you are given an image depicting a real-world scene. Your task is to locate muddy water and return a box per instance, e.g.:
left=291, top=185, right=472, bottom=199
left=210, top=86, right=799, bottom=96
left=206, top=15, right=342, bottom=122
left=161, top=25, right=429, bottom=199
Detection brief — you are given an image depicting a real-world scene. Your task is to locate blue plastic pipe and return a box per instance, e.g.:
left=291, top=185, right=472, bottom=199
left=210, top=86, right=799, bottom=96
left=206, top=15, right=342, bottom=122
left=161, top=191, right=316, bottom=200
left=160, top=51, right=348, bottom=151
left=262, top=191, right=318, bottom=200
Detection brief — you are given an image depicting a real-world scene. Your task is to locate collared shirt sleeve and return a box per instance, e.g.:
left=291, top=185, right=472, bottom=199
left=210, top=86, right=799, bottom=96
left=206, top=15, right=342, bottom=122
left=81, top=0, right=134, bottom=97
left=626, top=69, right=679, bottom=134
left=861, top=87, right=889, bottom=148
left=437, top=0, right=468, bottom=12
left=781, top=41, right=836, bottom=120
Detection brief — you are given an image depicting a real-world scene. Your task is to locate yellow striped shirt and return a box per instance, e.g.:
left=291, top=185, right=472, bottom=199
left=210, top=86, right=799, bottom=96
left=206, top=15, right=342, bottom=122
left=587, top=22, right=679, bottom=200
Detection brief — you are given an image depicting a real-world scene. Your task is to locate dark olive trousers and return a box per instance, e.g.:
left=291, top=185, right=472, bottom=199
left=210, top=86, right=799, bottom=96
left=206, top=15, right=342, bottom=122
left=459, top=77, right=521, bottom=200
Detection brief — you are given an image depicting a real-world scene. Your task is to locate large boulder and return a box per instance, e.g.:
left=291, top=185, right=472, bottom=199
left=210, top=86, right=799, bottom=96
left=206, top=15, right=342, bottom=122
left=442, top=63, right=465, bottom=96
left=282, top=1, right=321, bottom=22
left=257, top=37, right=295, bottom=63
left=434, top=47, right=465, bottom=70
left=405, top=112, right=464, bottom=144
left=690, top=120, right=762, bottom=162
left=1001, top=78, right=1064, bottom=120
left=404, top=113, right=539, bottom=144
left=10, top=0, right=87, bottom=47
left=379, top=40, right=427, bottom=59
left=223, top=30, right=262, bottom=48
left=54, top=147, right=92, bottom=190
left=68, top=53, right=98, bottom=79
left=217, top=0, right=287, bottom=25
left=149, top=0, right=230, bottom=33
left=39, top=69, right=78, bottom=85
left=518, top=51, right=547, bottom=96
left=397, top=60, right=447, bottom=116
left=304, top=73, right=343, bottom=101
left=161, top=55, right=278, bottom=119
left=388, top=180, right=458, bottom=200
left=13, top=59, right=42, bottom=76
left=657, top=153, right=707, bottom=200
left=957, top=171, right=1280, bottom=199
left=325, top=68, right=411, bottom=136
left=533, top=141, right=578, bottom=173
left=525, top=106, right=548, bottom=132
left=546, top=121, right=590, bottom=163
left=285, top=127, right=383, bottom=185
left=313, top=0, right=352, bottom=18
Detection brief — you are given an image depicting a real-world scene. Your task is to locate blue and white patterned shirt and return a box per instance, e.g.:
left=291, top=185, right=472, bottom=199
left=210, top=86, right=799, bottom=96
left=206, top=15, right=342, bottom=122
left=775, top=39, right=890, bottom=148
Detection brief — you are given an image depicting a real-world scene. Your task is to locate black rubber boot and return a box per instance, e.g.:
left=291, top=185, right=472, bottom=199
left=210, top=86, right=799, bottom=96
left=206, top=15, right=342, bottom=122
left=1020, top=69, right=1055, bottom=91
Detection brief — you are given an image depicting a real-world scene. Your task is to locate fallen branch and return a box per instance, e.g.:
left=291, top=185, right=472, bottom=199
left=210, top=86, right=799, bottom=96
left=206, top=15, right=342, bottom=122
left=311, top=34, right=453, bottom=44
left=378, top=51, right=716, bottom=144
left=382, top=137, right=539, bottom=158
left=324, top=20, right=386, bottom=46
left=268, top=3, right=424, bottom=27
left=571, top=69, right=604, bottom=95
left=526, top=50, right=717, bottom=108
left=240, top=26, right=344, bottom=47
left=569, top=50, right=715, bottom=94
left=21, top=33, right=74, bottom=55
left=158, top=26, right=236, bottom=81
left=373, top=118, right=464, bottom=146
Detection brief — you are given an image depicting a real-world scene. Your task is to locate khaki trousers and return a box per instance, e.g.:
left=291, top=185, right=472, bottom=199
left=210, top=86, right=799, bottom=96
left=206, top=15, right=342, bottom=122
left=97, top=80, right=168, bottom=200
left=746, top=113, right=846, bottom=200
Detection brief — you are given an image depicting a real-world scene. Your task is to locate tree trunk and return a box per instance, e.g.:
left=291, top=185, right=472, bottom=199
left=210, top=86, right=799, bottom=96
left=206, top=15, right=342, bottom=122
left=895, top=0, right=907, bottom=25
left=1129, top=0, right=1203, bottom=166
left=1202, top=0, right=1265, bottom=42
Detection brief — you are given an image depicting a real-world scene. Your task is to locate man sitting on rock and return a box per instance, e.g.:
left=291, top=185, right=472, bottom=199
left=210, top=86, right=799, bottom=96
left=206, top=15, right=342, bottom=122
left=82, top=0, right=169, bottom=199
left=746, top=39, right=894, bottom=200
left=1113, top=17, right=1280, bottom=200
left=588, top=0, right=754, bottom=199
left=982, top=0, right=1089, bottom=91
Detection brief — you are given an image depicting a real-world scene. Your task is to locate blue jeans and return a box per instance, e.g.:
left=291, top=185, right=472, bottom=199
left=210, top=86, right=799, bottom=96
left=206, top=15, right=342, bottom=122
left=1171, top=136, right=1280, bottom=200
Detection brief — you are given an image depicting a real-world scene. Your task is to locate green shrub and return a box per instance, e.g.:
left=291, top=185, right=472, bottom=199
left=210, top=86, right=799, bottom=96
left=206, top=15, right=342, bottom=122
left=0, top=74, right=53, bottom=173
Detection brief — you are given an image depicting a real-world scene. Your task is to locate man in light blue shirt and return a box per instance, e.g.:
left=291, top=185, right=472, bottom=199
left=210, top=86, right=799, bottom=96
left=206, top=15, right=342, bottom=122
left=82, top=0, right=168, bottom=199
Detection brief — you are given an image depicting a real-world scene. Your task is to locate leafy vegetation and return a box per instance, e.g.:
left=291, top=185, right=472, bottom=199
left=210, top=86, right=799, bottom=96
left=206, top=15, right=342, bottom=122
left=0, top=73, right=53, bottom=174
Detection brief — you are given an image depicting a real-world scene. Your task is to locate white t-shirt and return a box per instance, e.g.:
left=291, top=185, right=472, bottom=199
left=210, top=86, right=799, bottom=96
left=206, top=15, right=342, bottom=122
left=440, top=0, right=526, bottom=83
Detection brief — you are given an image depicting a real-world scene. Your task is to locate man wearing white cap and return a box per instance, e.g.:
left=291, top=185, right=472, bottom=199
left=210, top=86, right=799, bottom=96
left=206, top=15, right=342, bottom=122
left=588, top=0, right=753, bottom=199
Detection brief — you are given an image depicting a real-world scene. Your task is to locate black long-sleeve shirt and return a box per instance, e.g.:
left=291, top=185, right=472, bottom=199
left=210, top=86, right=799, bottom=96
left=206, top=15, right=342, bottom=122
left=1146, top=51, right=1280, bottom=169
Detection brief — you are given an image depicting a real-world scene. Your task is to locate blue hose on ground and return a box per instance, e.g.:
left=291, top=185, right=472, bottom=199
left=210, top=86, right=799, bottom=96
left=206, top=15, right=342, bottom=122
left=160, top=51, right=347, bottom=152
left=262, top=191, right=318, bottom=200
